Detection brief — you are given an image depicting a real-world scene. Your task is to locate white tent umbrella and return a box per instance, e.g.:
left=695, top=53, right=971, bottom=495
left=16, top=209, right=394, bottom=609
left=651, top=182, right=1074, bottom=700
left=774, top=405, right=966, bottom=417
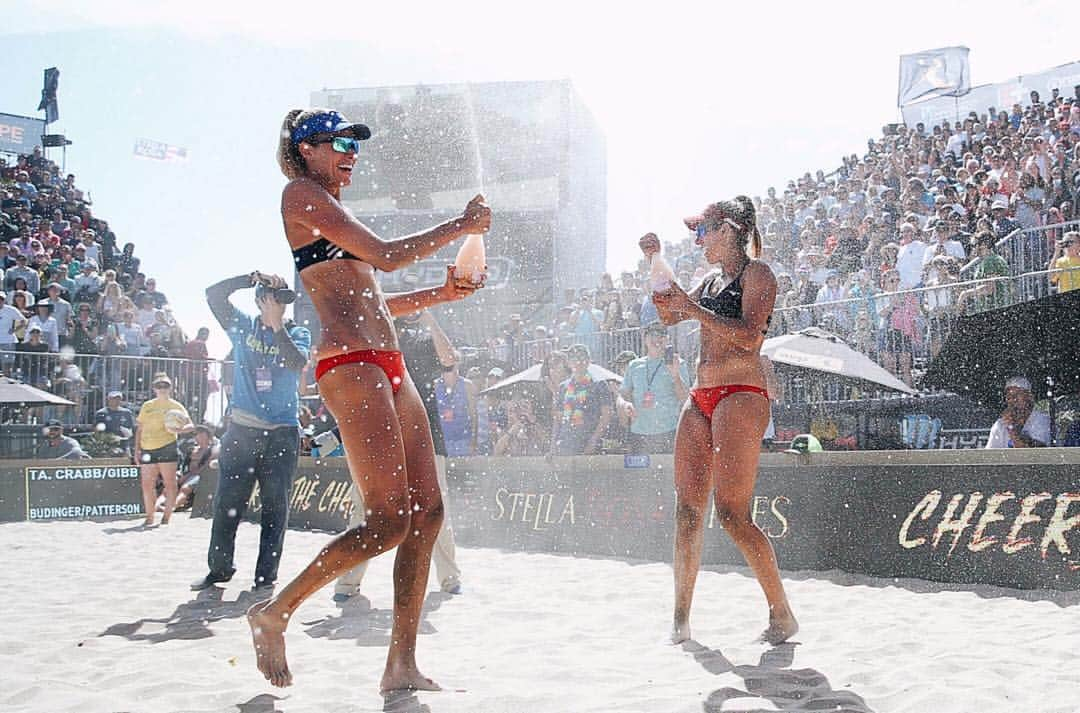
left=481, top=362, right=621, bottom=397
left=0, top=377, right=76, bottom=406
left=762, top=327, right=916, bottom=395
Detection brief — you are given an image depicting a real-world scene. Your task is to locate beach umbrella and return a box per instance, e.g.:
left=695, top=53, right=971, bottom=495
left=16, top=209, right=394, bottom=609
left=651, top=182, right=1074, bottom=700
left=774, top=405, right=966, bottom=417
left=923, top=290, right=1080, bottom=411
left=481, top=362, right=622, bottom=398
left=0, top=377, right=75, bottom=406
left=762, top=327, right=916, bottom=395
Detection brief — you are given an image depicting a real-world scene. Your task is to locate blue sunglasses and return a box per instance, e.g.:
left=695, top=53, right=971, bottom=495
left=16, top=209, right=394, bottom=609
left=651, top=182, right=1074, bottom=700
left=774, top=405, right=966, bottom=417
left=695, top=218, right=741, bottom=238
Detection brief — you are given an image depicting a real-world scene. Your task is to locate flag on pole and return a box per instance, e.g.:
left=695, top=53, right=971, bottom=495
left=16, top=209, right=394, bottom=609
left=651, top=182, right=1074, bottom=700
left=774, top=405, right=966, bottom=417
left=133, top=138, right=189, bottom=163
left=37, top=68, right=59, bottom=124
left=897, top=47, right=970, bottom=107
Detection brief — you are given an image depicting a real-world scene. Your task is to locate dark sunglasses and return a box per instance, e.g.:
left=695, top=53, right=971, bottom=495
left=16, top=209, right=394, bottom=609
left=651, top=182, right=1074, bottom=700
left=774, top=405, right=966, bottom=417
left=153, top=382, right=171, bottom=389
left=306, top=136, right=361, bottom=154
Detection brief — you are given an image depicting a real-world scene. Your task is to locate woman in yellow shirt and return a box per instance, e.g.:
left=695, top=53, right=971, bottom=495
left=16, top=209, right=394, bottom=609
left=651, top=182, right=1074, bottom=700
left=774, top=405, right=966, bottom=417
left=1050, top=231, right=1080, bottom=293
left=135, top=373, right=193, bottom=526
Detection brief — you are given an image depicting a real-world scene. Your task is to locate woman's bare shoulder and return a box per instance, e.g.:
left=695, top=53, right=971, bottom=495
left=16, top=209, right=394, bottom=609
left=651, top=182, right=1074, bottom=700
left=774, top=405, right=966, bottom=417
left=745, top=260, right=777, bottom=284
left=282, top=176, right=329, bottom=205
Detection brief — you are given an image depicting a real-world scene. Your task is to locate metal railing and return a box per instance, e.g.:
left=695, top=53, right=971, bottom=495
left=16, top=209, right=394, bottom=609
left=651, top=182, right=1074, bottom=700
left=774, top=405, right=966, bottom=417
left=469, top=265, right=1080, bottom=399
left=961, top=219, right=1080, bottom=302
left=0, top=350, right=228, bottom=426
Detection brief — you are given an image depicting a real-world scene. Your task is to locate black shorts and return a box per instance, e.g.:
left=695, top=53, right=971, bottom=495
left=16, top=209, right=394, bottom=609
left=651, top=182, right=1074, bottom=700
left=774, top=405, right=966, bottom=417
left=142, top=442, right=178, bottom=464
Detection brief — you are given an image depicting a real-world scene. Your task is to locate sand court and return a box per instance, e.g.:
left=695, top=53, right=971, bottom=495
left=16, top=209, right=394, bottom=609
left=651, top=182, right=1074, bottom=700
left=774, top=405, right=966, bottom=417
left=2, top=516, right=1077, bottom=713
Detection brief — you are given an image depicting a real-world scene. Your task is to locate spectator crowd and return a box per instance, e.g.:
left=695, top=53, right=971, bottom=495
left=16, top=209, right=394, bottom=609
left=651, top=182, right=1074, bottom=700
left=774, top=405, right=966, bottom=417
left=11, top=85, right=1080, bottom=459
left=469, top=87, right=1080, bottom=394
left=0, top=146, right=213, bottom=423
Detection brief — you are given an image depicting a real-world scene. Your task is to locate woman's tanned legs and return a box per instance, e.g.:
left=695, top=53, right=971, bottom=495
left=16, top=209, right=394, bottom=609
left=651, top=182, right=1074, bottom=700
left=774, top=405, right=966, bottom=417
left=249, top=363, right=415, bottom=688
left=671, top=400, right=713, bottom=643
left=710, top=392, right=797, bottom=644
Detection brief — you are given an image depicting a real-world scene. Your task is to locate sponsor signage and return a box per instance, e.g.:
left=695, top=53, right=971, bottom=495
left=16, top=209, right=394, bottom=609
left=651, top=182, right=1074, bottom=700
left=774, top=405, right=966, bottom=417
left=0, top=113, right=45, bottom=154
left=8, top=453, right=1075, bottom=590
left=24, top=464, right=141, bottom=521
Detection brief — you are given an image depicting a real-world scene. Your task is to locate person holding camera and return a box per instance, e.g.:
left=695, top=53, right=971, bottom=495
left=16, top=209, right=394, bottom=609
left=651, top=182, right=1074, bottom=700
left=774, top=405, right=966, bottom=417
left=1049, top=230, right=1080, bottom=293
left=191, top=271, right=311, bottom=593
left=616, top=321, right=690, bottom=455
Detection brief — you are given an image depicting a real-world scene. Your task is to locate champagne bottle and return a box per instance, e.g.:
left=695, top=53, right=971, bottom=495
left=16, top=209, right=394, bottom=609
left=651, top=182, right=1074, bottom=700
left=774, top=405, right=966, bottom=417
left=649, top=253, right=676, bottom=292
left=454, top=233, right=486, bottom=287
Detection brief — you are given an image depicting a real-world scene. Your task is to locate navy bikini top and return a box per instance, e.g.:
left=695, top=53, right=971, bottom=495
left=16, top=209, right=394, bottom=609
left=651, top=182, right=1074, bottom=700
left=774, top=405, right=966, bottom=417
left=698, top=262, right=772, bottom=334
left=292, top=237, right=363, bottom=271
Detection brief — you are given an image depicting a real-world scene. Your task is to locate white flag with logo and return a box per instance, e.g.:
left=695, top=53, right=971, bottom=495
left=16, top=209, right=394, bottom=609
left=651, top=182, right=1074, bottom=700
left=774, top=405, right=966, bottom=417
left=897, top=47, right=970, bottom=107
left=133, top=137, right=189, bottom=163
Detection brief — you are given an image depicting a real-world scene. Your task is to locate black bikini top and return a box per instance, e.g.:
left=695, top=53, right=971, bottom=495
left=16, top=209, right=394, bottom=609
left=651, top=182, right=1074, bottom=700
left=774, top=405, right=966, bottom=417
left=292, top=237, right=363, bottom=271
left=698, top=262, right=771, bottom=334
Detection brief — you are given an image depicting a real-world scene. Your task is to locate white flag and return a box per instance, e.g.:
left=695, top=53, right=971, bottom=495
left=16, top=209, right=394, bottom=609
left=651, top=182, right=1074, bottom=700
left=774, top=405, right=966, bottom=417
left=897, top=47, right=970, bottom=107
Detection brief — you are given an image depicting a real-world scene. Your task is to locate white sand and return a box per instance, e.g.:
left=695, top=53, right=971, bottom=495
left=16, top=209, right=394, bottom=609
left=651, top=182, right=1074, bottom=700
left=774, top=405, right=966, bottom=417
left=2, top=516, right=1077, bottom=713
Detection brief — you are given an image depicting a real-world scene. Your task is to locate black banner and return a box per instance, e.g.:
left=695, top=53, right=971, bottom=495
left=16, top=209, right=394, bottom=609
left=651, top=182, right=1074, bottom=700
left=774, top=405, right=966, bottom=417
left=20, top=454, right=1080, bottom=590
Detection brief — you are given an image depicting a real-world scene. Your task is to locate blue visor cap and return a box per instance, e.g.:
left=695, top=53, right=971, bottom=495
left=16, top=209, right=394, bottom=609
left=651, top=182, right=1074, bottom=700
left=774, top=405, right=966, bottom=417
left=291, top=111, right=371, bottom=145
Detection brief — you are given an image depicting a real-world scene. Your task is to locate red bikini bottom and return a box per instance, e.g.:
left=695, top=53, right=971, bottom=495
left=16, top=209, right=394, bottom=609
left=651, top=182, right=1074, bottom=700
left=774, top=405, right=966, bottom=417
left=690, top=384, right=769, bottom=422
left=314, top=349, right=406, bottom=394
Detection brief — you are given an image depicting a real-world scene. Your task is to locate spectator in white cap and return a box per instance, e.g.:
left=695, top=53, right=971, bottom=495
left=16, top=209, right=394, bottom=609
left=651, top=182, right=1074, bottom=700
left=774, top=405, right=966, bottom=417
left=990, top=199, right=1021, bottom=240
left=985, top=376, right=1050, bottom=448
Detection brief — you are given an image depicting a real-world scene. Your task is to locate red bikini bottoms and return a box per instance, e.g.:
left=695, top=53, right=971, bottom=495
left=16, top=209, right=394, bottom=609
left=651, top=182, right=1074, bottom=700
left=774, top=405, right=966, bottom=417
left=690, top=384, right=769, bottom=422
left=314, top=349, right=406, bottom=394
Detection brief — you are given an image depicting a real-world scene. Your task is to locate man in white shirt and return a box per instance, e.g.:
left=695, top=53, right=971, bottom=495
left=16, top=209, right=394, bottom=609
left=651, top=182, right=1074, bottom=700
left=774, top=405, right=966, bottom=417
left=26, top=302, right=59, bottom=353
left=895, top=223, right=928, bottom=289
left=72, top=260, right=103, bottom=302
left=921, top=219, right=966, bottom=268
left=945, top=128, right=967, bottom=158
left=0, top=292, right=25, bottom=370
left=985, top=376, right=1051, bottom=448
left=79, top=230, right=100, bottom=266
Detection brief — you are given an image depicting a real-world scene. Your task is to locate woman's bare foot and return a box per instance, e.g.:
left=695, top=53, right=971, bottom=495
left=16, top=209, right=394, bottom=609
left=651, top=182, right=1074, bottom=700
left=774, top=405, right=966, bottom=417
left=248, top=600, right=292, bottom=687
left=759, top=612, right=798, bottom=645
left=380, top=662, right=440, bottom=694
left=141, top=518, right=155, bottom=527
left=670, top=618, right=692, bottom=645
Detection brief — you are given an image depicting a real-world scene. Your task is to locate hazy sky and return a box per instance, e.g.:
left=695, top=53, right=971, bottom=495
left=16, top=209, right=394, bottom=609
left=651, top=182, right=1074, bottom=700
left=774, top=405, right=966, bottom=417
left=3, top=0, right=1075, bottom=356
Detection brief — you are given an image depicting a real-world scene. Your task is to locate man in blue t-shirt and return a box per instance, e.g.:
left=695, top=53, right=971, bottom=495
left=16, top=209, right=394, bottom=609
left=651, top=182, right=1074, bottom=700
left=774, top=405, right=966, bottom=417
left=192, top=271, right=310, bottom=592
left=617, top=322, right=690, bottom=454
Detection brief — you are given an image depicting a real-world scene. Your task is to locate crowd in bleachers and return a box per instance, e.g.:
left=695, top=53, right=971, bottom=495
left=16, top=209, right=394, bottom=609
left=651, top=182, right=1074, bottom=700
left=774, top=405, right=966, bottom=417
left=476, top=87, right=1080, bottom=391
left=9, top=87, right=1080, bottom=457
left=0, top=146, right=210, bottom=421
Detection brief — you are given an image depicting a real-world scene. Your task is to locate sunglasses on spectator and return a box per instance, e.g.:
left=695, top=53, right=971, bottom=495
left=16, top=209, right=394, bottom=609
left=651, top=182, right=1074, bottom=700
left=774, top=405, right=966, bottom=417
left=153, top=382, right=171, bottom=389
left=306, top=136, right=361, bottom=154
